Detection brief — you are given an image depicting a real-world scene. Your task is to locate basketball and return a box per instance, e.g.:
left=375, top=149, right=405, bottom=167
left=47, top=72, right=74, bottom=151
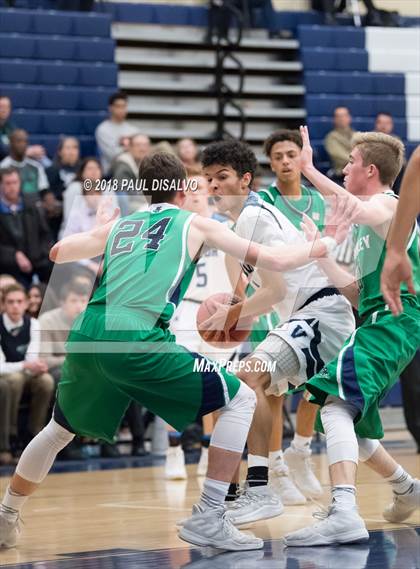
left=196, top=292, right=253, bottom=348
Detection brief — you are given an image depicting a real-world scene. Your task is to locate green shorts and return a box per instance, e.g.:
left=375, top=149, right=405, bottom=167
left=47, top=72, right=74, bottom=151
left=56, top=307, right=241, bottom=443
left=306, top=301, right=420, bottom=439
left=249, top=311, right=280, bottom=350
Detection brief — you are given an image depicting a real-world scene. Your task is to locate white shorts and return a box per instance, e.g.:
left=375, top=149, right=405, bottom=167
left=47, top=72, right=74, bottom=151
left=171, top=299, right=237, bottom=363
left=253, top=292, right=355, bottom=396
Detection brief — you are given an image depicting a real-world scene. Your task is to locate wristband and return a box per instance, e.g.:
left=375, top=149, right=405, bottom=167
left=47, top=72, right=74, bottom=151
left=320, top=236, right=338, bottom=256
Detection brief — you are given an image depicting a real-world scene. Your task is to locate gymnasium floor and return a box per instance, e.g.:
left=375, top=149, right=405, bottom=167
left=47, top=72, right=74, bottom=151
left=0, top=438, right=419, bottom=569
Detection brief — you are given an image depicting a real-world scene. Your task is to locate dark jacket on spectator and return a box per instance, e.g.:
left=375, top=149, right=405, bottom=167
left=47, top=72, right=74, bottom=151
left=0, top=195, right=53, bottom=283
left=46, top=163, right=79, bottom=201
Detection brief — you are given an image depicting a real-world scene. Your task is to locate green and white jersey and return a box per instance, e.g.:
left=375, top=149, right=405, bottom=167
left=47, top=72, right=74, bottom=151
left=89, top=203, right=196, bottom=330
left=259, top=183, right=325, bottom=231
left=353, top=192, right=420, bottom=318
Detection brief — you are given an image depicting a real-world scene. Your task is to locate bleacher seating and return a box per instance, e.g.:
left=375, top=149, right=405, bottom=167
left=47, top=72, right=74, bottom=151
left=0, top=8, right=116, bottom=158
left=299, top=24, right=420, bottom=170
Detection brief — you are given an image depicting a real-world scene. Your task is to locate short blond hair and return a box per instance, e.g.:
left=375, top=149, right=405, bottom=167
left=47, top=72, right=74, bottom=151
left=351, top=132, right=405, bottom=186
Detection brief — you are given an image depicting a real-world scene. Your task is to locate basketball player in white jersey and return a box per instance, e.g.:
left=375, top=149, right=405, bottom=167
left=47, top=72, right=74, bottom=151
left=201, top=140, right=356, bottom=525
left=166, top=172, right=239, bottom=479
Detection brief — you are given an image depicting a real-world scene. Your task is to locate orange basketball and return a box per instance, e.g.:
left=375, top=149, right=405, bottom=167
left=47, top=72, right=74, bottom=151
left=196, top=292, right=253, bottom=348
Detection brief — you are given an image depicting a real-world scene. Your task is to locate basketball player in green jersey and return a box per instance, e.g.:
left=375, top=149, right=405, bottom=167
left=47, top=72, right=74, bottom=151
left=285, top=128, right=420, bottom=546
left=0, top=152, right=336, bottom=552
left=259, top=130, right=327, bottom=503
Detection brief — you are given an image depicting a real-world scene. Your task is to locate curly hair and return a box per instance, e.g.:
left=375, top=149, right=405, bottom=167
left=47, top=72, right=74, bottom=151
left=263, top=129, right=303, bottom=157
left=201, top=140, right=258, bottom=183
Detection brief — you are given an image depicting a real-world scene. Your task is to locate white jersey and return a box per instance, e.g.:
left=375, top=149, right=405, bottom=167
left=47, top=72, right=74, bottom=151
left=235, top=192, right=332, bottom=322
left=171, top=212, right=236, bottom=361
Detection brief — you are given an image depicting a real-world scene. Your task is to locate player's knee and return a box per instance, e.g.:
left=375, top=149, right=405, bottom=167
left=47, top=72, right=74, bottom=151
left=358, top=437, right=380, bottom=462
left=224, top=381, right=256, bottom=420
left=43, top=418, right=75, bottom=448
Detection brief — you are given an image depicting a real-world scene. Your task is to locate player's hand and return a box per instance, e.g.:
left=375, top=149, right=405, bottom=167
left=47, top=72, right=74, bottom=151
left=324, top=195, right=354, bottom=243
left=299, top=125, right=314, bottom=172
left=15, top=251, right=33, bottom=273
left=200, top=301, right=232, bottom=341
left=96, top=196, right=120, bottom=227
left=381, top=249, right=415, bottom=315
left=301, top=213, right=320, bottom=243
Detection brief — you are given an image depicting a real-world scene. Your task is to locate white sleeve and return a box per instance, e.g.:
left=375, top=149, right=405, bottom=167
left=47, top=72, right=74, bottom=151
left=25, top=318, right=40, bottom=362
left=37, top=164, right=49, bottom=191
left=235, top=207, right=286, bottom=246
left=0, top=345, right=24, bottom=374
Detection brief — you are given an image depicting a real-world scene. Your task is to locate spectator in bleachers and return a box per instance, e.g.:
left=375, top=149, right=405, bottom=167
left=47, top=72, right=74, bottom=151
left=46, top=137, right=81, bottom=202
left=60, top=184, right=113, bottom=281
left=62, top=157, right=118, bottom=231
left=0, top=274, right=17, bottom=314
left=324, top=106, right=354, bottom=184
left=313, top=0, right=383, bottom=26
left=0, top=129, right=49, bottom=198
left=95, top=92, right=138, bottom=175
left=176, top=138, right=201, bottom=174
left=0, top=167, right=53, bottom=287
left=0, top=97, right=16, bottom=162
left=44, top=137, right=81, bottom=240
left=0, top=283, right=55, bottom=451
left=374, top=112, right=396, bottom=137
left=374, top=111, right=405, bottom=192
left=39, top=280, right=90, bottom=384
left=27, top=283, right=47, bottom=320
left=111, top=134, right=151, bottom=215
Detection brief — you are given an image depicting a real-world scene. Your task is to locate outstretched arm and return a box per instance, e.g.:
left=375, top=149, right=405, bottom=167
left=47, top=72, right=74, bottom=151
left=300, top=125, right=395, bottom=227
left=381, top=146, right=420, bottom=315
left=195, top=216, right=330, bottom=273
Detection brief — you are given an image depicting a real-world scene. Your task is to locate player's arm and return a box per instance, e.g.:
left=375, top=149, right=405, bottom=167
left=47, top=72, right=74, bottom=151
left=232, top=268, right=286, bottom=320
left=194, top=216, right=329, bottom=273
left=316, top=257, right=359, bottom=308
left=225, top=254, right=247, bottom=298
left=50, top=221, right=114, bottom=263
left=300, top=126, right=395, bottom=227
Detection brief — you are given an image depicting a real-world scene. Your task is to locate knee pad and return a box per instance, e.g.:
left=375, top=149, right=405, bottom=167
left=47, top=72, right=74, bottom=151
left=210, top=382, right=256, bottom=453
left=16, top=418, right=75, bottom=484
left=357, top=437, right=380, bottom=462
left=321, top=396, right=359, bottom=466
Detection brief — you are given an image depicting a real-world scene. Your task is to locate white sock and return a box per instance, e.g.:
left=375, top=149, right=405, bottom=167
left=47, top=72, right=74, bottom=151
left=269, top=450, right=283, bottom=465
left=248, top=454, right=269, bottom=468
left=332, top=485, right=357, bottom=510
left=0, top=486, right=28, bottom=521
left=292, top=434, right=312, bottom=451
left=386, top=465, right=414, bottom=495
left=200, top=478, right=230, bottom=510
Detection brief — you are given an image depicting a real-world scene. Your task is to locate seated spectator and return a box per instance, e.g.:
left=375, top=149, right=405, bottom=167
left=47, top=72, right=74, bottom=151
left=27, top=283, right=58, bottom=321
left=0, top=283, right=55, bottom=452
left=312, top=0, right=383, bottom=26
left=0, top=274, right=17, bottom=312
left=374, top=112, right=404, bottom=192
left=324, top=106, right=354, bottom=183
left=0, top=129, right=49, bottom=198
left=95, top=92, right=138, bottom=175
left=46, top=137, right=81, bottom=202
left=0, top=167, right=53, bottom=287
left=375, top=112, right=396, bottom=137
left=111, top=134, right=151, bottom=215
left=0, top=97, right=16, bottom=162
left=39, top=280, right=90, bottom=384
left=176, top=138, right=201, bottom=174
left=44, top=137, right=81, bottom=239
left=62, top=158, right=118, bottom=230
left=60, top=186, right=112, bottom=280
